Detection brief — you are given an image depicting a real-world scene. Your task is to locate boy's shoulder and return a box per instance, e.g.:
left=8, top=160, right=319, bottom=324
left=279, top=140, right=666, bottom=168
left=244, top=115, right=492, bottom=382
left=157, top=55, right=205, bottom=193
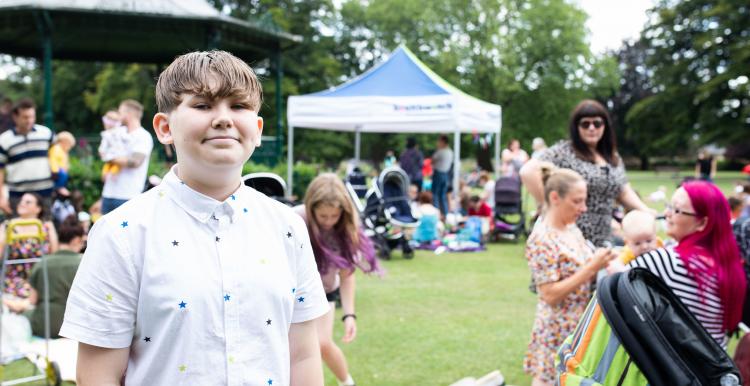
left=243, top=186, right=301, bottom=223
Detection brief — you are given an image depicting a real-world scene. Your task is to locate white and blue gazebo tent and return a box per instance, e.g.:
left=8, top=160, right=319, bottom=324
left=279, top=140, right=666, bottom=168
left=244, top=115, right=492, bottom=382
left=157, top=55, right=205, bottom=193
left=286, top=45, right=502, bottom=197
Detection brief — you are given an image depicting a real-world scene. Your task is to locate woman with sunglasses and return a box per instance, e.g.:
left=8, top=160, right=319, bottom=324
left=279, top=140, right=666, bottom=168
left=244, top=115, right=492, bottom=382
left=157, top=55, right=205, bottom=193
left=520, top=99, right=650, bottom=247
left=626, top=180, right=746, bottom=347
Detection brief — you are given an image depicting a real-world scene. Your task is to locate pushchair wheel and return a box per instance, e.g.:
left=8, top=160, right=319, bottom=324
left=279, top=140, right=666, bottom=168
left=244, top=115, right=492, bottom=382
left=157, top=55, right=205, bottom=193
left=402, top=240, right=414, bottom=259
left=377, top=244, right=391, bottom=260
left=47, top=360, right=62, bottom=386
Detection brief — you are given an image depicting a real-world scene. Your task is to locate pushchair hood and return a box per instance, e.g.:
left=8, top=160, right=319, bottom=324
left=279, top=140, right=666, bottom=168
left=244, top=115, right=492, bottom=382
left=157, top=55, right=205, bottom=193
left=597, top=268, right=741, bottom=386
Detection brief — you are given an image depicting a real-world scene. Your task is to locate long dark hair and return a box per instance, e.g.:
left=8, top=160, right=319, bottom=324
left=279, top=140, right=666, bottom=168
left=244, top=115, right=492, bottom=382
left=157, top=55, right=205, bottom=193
left=568, top=99, right=619, bottom=166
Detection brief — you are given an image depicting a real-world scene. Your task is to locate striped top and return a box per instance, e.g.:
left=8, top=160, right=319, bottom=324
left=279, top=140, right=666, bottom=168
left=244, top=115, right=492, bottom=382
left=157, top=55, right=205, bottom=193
left=628, top=247, right=726, bottom=348
left=0, top=125, right=55, bottom=195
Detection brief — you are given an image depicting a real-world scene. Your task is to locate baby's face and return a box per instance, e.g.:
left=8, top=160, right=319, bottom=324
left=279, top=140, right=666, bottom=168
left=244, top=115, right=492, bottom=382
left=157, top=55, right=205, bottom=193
left=625, top=230, right=658, bottom=256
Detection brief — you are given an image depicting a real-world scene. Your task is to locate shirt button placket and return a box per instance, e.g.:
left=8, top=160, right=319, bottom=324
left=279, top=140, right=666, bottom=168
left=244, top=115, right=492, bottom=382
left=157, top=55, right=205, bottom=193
left=217, top=213, right=239, bottom=385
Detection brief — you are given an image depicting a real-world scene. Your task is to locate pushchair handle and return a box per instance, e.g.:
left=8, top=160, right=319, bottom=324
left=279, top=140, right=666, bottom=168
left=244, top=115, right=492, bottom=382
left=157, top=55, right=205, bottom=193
left=5, top=218, right=45, bottom=243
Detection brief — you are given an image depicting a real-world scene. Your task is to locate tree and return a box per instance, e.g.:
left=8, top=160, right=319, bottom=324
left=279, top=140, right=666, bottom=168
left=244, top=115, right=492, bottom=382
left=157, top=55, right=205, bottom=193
left=628, top=0, right=750, bottom=153
left=338, top=0, right=599, bottom=160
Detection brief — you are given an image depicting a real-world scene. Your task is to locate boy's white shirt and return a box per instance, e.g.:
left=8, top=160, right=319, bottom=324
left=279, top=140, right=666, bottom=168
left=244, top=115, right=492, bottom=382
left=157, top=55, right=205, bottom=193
left=61, top=166, right=329, bottom=386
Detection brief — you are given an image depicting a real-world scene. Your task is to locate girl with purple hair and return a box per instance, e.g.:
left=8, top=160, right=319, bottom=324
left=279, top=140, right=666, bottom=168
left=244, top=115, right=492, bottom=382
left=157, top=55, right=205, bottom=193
left=296, top=173, right=380, bottom=386
left=627, top=180, right=746, bottom=348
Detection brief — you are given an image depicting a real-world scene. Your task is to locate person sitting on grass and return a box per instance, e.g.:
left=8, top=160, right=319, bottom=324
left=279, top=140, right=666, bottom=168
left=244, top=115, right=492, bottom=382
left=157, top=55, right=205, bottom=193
left=1, top=192, right=59, bottom=298
left=61, top=50, right=329, bottom=386
left=3, top=215, right=84, bottom=337
left=413, top=191, right=444, bottom=243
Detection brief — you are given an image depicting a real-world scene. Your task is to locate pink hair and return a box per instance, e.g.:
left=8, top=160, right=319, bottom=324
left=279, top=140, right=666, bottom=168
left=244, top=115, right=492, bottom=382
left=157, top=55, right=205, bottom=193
left=677, top=181, right=746, bottom=332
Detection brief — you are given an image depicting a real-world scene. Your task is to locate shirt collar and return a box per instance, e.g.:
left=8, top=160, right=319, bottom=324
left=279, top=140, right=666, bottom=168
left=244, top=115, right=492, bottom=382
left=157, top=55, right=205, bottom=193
left=11, top=125, right=37, bottom=135
left=160, top=165, right=246, bottom=223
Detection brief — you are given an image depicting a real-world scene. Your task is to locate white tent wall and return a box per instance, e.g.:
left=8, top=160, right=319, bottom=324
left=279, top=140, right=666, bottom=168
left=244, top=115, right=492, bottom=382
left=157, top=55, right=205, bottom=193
left=285, top=115, right=503, bottom=198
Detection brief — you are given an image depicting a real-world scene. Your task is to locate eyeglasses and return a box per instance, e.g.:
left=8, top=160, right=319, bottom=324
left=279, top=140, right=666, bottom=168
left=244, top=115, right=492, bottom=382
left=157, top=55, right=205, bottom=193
left=578, top=119, right=604, bottom=130
left=665, top=204, right=698, bottom=217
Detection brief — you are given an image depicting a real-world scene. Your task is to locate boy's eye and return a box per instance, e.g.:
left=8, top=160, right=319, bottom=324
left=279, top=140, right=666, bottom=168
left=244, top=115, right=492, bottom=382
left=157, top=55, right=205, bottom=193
left=192, top=103, right=210, bottom=110
left=232, top=103, right=250, bottom=110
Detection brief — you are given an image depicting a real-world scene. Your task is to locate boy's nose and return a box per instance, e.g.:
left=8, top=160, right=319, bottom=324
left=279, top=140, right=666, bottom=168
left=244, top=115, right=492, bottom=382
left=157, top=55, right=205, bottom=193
left=212, top=115, right=233, bottom=130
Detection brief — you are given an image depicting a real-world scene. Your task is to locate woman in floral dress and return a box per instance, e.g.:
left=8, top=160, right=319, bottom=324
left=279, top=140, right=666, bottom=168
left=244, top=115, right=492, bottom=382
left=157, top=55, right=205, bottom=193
left=524, top=165, right=616, bottom=385
left=1, top=192, right=58, bottom=298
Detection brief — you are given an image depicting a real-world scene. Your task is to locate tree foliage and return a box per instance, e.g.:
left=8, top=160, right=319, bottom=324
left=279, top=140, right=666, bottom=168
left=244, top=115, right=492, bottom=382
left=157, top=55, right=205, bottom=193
left=627, top=0, right=750, bottom=154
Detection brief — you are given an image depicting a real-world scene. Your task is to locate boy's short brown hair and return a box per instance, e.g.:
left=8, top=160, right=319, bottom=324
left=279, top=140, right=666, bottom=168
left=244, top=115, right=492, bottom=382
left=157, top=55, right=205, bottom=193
left=155, top=50, right=263, bottom=113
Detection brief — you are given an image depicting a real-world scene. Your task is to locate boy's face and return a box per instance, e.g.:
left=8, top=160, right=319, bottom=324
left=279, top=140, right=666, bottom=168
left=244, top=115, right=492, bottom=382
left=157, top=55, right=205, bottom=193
left=153, top=91, right=263, bottom=172
left=625, top=230, right=658, bottom=256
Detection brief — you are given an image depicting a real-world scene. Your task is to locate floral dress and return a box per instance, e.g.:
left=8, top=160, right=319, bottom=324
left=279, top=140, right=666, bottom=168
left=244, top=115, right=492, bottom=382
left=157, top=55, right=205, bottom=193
left=539, top=140, right=627, bottom=247
left=524, top=222, right=594, bottom=382
left=3, top=222, right=51, bottom=298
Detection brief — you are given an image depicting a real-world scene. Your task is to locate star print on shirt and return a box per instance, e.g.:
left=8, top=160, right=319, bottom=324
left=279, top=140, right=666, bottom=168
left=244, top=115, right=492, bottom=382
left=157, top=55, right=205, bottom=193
left=292, top=288, right=296, bottom=294
left=267, top=379, right=273, bottom=385
left=179, top=365, right=187, bottom=372
left=266, top=319, right=272, bottom=326
left=230, top=194, right=236, bottom=200
left=286, top=231, right=292, bottom=238
left=172, top=240, right=179, bottom=247
left=224, top=294, right=230, bottom=301
left=120, top=221, right=128, bottom=228
left=243, top=208, right=248, bottom=213
left=297, top=296, right=305, bottom=303
left=105, top=294, right=113, bottom=302
left=158, top=191, right=165, bottom=198
left=215, top=236, right=221, bottom=242
left=179, top=301, right=187, bottom=309
left=144, top=337, right=151, bottom=342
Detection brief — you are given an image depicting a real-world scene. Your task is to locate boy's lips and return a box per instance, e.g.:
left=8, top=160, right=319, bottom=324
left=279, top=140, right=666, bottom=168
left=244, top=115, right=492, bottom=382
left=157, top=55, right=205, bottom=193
left=202, top=136, right=239, bottom=143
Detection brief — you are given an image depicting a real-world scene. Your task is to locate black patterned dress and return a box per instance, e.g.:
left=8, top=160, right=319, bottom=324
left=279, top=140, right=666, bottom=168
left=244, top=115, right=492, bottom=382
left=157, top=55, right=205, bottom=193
left=539, top=140, right=627, bottom=247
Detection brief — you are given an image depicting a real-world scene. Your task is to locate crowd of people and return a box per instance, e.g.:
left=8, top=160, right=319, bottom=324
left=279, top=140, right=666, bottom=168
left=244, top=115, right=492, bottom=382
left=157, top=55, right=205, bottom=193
left=0, top=49, right=748, bottom=386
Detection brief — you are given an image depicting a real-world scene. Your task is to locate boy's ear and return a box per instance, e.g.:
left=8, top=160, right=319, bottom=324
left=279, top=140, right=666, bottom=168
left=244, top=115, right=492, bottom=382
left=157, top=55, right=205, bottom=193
left=153, top=112, right=174, bottom=145
left=255, top=116, right=264, bottom=148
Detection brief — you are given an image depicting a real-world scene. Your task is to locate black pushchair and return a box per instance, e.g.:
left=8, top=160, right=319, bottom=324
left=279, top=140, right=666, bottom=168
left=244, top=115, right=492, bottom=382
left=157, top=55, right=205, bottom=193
left=490, top=176, right=525, bottom=242
left=557, top=268, right=741, bottom=385
left=344, top=163, right=368, bottom=214
left=361, top=167, right=419, bottom=260
left=243, top=172, right=295, bottom=206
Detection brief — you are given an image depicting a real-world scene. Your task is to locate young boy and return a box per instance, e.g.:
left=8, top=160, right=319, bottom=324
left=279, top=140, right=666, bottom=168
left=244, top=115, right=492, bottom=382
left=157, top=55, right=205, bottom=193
left=61, top=51, right=329, bottom=386
left=618, top=209, right=662, bottom=264
left=48, top=130, right=75, bottom=195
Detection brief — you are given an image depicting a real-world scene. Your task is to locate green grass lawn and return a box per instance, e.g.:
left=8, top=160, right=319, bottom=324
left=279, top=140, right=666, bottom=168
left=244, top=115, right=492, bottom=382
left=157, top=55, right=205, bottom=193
left=3, top=171, right=745, bottom=386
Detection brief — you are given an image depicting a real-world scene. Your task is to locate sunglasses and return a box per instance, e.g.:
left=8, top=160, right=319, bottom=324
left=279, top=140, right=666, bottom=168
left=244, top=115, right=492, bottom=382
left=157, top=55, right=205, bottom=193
left=665, top=204, right=698, bottom=217
left=578, top=119, right=604, bottom=130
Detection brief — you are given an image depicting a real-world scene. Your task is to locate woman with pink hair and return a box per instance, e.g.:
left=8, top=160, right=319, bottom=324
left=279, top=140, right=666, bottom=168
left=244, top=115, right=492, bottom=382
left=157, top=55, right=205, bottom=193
left=628, top=180, right=746, bottom=347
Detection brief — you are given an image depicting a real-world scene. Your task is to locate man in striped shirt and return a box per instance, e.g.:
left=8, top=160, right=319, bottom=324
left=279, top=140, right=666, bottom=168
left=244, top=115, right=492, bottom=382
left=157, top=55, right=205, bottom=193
left=0, top=98, right=55, bottom=214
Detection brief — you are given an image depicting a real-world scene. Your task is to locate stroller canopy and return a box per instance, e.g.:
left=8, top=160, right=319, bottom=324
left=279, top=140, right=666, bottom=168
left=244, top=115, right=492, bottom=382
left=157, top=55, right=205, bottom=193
left=243, top=172, right=287, bottom=199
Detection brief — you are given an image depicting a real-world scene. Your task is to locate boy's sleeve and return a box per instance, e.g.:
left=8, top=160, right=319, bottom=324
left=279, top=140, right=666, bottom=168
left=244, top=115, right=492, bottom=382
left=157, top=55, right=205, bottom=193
left=59, top=217, right=139, bottom=348
left=289, top=215, right=329, bottom=324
